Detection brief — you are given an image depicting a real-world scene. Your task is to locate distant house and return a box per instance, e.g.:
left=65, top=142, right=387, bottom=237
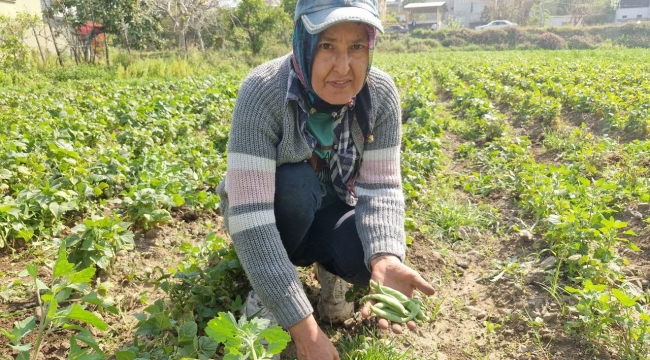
left=446, top=0, right=492, bottom=28
left=403, top=2, right=448, bottom=29
left=0, top=0, right=63, bottom=56
left=616, top=0, right=650, bottom=22
left=0, top=0, right=43, bottom=16
left=390, top=0, right=493, bottom=29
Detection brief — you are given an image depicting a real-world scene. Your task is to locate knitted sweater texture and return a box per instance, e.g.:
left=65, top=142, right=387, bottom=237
left=216, top=54, right=406, bottom=329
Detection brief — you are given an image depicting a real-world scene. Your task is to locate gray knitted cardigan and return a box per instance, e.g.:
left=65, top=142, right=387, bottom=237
left=216, top=54, right=406, bottom=329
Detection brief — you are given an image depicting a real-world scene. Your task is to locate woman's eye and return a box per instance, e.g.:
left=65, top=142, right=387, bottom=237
left=320, top=43, right=333, bottom=50
left=352, top=44, right=365, bottom=50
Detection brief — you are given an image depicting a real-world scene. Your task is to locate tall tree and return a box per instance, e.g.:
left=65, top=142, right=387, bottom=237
left=552, top=0, right=618, bottom=24
left=230, top=0, right=291, bottom=55
left=482, top=0, right=536, bottom=24
left=281, top=0, right=298, bottom=18
left=148, top=0, right=220, bottom=51
left=44, top=0, right=162, bottom=57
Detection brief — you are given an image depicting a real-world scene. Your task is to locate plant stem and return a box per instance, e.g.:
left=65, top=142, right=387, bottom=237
left=245, top=337, right=259, bottom=360
left=31, top=275, right=48, bottom=360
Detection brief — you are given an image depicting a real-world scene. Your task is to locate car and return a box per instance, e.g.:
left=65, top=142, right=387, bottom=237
left=385, top=25, right=409, bottom=34
left=475, top=20, right=517, bottom=30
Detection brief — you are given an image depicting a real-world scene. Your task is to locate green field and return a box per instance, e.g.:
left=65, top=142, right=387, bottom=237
left=2, top=49, right=650, bottom=359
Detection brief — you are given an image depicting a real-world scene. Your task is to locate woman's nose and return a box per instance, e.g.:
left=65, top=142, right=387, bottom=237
left=332, top=50, right=350, bottom=74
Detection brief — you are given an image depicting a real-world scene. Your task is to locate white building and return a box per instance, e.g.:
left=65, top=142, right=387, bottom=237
left=445, top=0, right=491, bottom=28
left=389, top=0, right=493, bottom=29
left=615, top=0, right=650, bottom=22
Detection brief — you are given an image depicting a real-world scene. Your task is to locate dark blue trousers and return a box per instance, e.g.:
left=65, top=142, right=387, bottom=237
left=274, top=162, right=371, bottom=286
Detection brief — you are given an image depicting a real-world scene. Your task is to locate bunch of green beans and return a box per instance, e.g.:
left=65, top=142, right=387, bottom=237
left=360, top=280, right=430, bottom=324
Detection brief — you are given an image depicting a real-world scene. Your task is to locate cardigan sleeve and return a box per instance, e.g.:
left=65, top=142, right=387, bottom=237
left=224, top=67, right=313, bottom=329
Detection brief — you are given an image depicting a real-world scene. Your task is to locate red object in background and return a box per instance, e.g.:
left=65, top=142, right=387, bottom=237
left=78, top=21, right=105, bottom=56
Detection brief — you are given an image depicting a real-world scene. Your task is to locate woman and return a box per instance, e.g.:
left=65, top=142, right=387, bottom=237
left=216, top=0, right=435, bottom=358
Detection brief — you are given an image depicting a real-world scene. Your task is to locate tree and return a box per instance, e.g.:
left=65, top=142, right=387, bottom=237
left=551, top=0, right=618, bottom=25
left=526, top=2, right=551, bottom=26
left=444, top=14, right=464, bottom=29
left=148, top=0, right=220, bottom=51
left=481, top=0, right=535, bottom=25
left=230, top=0, right=291, bottom=55
left=0, top=13, right=41, bottom=71
left=44, top=0, right=163, bottom=62
left=281, top=0, right=298, bottom=18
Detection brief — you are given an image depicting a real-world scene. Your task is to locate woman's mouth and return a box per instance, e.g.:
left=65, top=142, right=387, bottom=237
left=328, top=80, right=351, bottom=89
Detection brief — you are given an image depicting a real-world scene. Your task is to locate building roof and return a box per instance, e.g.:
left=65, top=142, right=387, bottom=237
left=403, top=2, right=447, bottom=12
left=403, top=2, right=446, bottom=10
left=619, top=0, right=650, bottom=7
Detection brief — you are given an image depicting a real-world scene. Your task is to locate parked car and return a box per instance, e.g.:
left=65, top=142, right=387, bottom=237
left=475, top=20, right=517, bottom=30
left=385, top=25, right=409, bottom=34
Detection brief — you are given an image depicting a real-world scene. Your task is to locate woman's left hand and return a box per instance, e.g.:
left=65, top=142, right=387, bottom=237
left=361, top=254, right=436, bottom=333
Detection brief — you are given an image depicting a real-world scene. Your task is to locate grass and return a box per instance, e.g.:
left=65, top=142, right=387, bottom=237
left=336, top=333, right=413, bottom=360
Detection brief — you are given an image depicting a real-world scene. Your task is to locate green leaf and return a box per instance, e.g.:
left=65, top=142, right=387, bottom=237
left=35, top=278, right=49, bottom=291
left=49, top=202, right=63, bottom=218
left=10, top=343, right=32, bottom=352
left=9, top=316, right=36, bottom=344
left=205, top=312, right=240, bottom=345
left=177, top=321, right=197, bottom=346
left=0, top=169, right=12, bottom=179
left=47, top=297, right=59, bottom=319
left=25, top=263, right=39, bottom=279
left=74, top=328, right=106, bottom=356
left=612, top=288, right=636, bottom=307
left=259, top=327, right=291, bottom=355
left=583, top=280, right=606, bottom=293
left=173, top=194, right=185, bottom=206
left=626, top=242, right=641, bottom=251
left=53, top=245, right=74, bottom=278
left=564, top=286, right=582, bottom=294
left=115, top=351, right=137, bottom=360
left=69, top=267, right=96, bottom=285
left=65, top=304, right=108, bottom=330
left=196, top=336, right=218, bottom=358
left=135, top=312, right=172, bottom=336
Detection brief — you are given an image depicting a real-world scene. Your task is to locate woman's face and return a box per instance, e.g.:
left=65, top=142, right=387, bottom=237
left=311, top=21, right=370, bottom=105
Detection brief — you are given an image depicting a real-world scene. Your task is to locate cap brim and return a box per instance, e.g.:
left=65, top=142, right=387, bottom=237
left=301, top=7, right=384, bottom=34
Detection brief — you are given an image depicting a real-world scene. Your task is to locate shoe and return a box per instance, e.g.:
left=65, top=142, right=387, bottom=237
left=244, top=289, right=277, bottom=324
left=244, top=290, right=280, bottom=360
left=314, top=263, right=354, bottom=323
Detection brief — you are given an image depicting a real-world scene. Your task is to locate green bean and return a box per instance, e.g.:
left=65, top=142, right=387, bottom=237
left=360, top=294, right=409, bottom=316
left=370, top=305, right=410, bottom=323
left=405, top=300, right=421, bottom=322
left=364, top=281, right=431, bottom=324
left=370, top=279, right=409, bottom=303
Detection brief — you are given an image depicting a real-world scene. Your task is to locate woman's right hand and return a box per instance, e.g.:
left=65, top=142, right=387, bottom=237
left=289, top=314, right=340, bottom=360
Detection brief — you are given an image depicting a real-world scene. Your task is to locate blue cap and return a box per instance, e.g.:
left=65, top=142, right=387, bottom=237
left=295, top=0, right=384, bottom=34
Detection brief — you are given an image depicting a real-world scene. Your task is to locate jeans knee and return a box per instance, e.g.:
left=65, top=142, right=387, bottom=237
left=275, top=162, right=321, bottom=221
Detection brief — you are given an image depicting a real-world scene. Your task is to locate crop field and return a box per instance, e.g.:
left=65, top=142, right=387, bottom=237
left=1, top=49, right=650, bottom=360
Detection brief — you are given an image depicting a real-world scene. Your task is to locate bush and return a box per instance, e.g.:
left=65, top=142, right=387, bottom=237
left=536, top=32, right=566, bottom=50
left=471, top=28, right=508, bottom=46
left=376, top=40, right=407, bottom=53
left=408, top=43, right=431, bottom=52
left=46, top=64, right=115, bottom=82
left=568, top=35, right=595, bottom=49
left=442, top=36, right=467, bottom=47
left=515, top=42, right=535, bottom=50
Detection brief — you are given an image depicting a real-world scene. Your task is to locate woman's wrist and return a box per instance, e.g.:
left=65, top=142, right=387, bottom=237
left=288, top=314, right=319, bottom=340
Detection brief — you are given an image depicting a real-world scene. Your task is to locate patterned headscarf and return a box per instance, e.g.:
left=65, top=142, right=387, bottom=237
left=291, top=18, right=378, bottom=203
left=291, top=18, right=377, bottom=108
